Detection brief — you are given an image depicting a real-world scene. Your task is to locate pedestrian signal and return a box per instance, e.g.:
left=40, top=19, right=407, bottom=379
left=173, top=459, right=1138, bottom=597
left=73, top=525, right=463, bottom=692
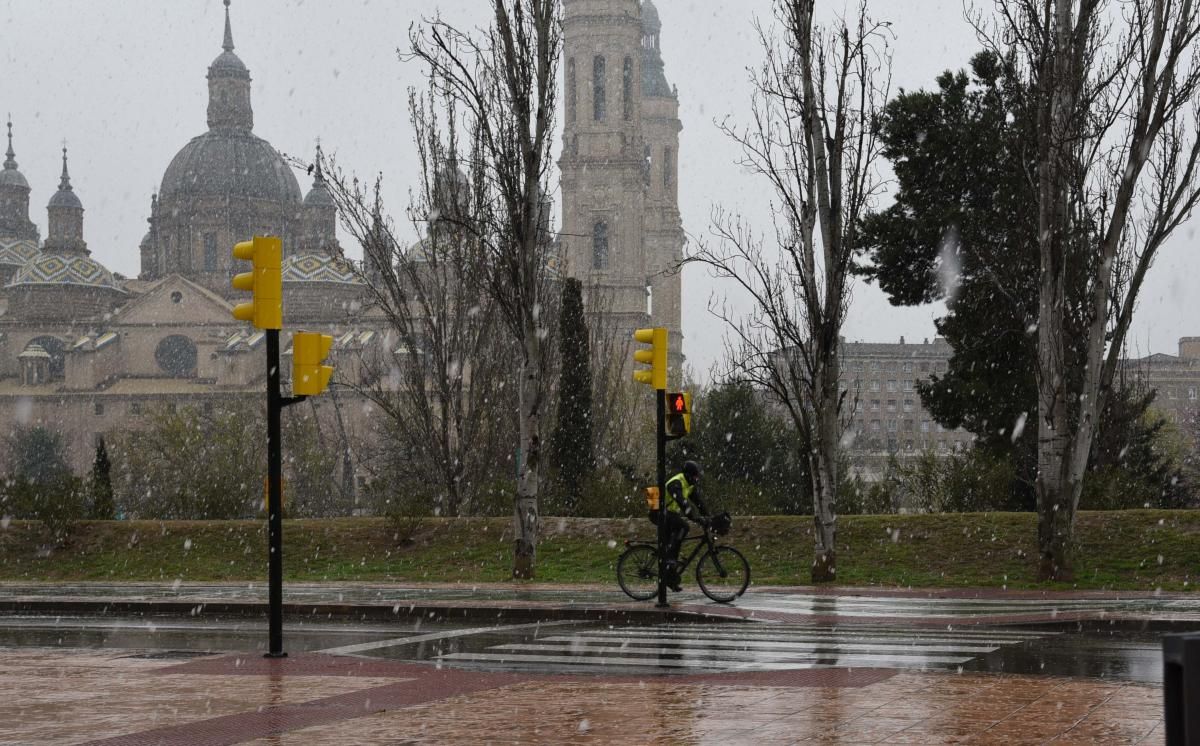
left=632, top=327, right=667, bottom=389
left=665, top=391, right=692, bottom=438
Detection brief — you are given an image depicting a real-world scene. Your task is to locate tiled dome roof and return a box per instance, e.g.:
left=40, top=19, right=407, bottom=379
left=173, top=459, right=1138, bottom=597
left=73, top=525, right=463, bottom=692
left=282, top=253, right=360, bottom=284
left=9, top=252, right=125, bottom=291
left=0, top=237, right=38, bottom=268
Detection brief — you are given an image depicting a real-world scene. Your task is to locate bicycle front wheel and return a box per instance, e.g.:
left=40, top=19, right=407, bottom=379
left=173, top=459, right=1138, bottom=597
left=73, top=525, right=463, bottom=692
left=616, top=544, right=660, bottom=601
left=696, top=545, right=750, bottom=603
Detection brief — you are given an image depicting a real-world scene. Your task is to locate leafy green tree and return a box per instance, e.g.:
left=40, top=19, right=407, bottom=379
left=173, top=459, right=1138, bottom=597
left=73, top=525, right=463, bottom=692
left=113, top=404, right=339, bottom=519
left=89, top=437, right=115, bottom=520
left=858, top=51, right=1166, bottom=513
left=2, top=425, right=84, bottom=539
left=552, top=277, right=593, bottom=511
left=8, top=425, right=71, bottom=487
left=1083, top=389, right=1189, bottom=510
left=858, top=51, right=1048, bottom=507
left=688, top=381, right=808, bottom=514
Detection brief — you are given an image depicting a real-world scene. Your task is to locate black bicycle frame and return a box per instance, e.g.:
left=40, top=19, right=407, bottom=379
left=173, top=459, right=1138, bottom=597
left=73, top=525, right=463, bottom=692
left=656, top=527, right=718, bottom=576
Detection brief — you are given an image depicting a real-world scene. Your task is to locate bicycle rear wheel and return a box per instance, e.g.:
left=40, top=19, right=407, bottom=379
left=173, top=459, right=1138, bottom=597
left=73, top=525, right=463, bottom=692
left=616, top=544, right=660, bottom=601
left=695, top=545, right=750, bottom=603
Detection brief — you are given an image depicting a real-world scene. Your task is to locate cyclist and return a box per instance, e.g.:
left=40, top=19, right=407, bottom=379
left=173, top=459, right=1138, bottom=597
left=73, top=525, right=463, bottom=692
left=653, top=460, right=709, bottom=592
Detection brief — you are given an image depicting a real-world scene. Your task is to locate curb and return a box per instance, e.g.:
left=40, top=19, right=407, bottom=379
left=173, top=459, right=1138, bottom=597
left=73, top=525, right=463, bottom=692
left=0, top=598, right=751, bottom=625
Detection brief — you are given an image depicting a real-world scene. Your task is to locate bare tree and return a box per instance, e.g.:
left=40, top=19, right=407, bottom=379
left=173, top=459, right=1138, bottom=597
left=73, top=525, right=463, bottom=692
left=410, top=1, right=561, bottom=577
left=690, top=0, right=890, bottom=581
left=981, top=0, right=1200, bottom=579
left=315, top=84, right=514, bottom=519
left=582, top=283, right=649, bottom=480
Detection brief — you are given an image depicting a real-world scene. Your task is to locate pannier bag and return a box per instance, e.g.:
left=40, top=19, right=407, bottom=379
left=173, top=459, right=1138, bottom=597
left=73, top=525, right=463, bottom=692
left=711, top=511, right=732, bottom=536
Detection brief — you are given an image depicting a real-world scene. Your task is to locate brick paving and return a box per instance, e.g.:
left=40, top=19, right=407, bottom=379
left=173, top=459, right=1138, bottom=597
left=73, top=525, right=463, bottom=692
left=0, top=647, right=1165, bottom=745
left=0, top=582, right=1183, bottom=743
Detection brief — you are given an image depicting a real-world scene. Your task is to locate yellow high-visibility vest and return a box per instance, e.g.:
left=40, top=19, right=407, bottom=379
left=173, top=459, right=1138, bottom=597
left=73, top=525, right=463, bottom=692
left=663, top=472, right=693, bottom=514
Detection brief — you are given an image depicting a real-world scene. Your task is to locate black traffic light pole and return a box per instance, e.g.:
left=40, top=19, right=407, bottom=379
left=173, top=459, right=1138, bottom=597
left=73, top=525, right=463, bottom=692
left=264, top=329, right=305, bottom=659
left=655, top=387, right=668, bottom=608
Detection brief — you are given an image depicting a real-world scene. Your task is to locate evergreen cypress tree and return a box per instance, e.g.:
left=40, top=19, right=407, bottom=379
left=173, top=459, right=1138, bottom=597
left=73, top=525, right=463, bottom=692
left=90, top=437, right=115, bottom=520
left=553, top=278, right=594, bottom=510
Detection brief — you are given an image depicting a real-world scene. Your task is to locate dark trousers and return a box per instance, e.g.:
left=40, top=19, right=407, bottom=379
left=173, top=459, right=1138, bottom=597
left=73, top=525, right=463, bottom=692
left=657, top=511, right=689, bottom=564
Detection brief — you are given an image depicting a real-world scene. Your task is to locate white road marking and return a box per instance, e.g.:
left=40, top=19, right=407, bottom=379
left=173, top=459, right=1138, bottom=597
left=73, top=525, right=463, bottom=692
left=314, top=620, right=580, bottom=656
left=488, top=643, right=975, bottom=665
left=537, top=634, right=1002, bottom=653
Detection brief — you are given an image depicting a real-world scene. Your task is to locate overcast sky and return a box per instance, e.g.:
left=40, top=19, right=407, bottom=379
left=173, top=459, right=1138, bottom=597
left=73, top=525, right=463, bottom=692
left=2, top=0, right=1196, bottom=380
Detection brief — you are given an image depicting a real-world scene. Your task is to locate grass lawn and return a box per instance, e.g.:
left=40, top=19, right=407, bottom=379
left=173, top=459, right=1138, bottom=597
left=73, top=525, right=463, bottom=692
left=1, top=510, right=1198, bottom=590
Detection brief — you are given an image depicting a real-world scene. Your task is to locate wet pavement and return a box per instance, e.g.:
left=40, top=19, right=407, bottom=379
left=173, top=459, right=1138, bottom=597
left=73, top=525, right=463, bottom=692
left=0, top=646, right=1166, bottom=744
left=4, top=581, right=1200, bottom=627
left=0, top=614, right=1171, bottom=683
left=0, top=584, right=1188, bottom=742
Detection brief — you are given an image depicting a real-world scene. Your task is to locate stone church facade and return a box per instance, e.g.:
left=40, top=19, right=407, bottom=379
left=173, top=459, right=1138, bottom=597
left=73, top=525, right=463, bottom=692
left=0, top=2, right=380, bottom=490
left=0, top=1, right=688, bottom=501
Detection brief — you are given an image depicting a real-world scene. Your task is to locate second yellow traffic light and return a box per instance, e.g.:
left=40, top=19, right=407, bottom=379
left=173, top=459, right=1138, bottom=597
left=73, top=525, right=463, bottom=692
left=633, top=327, right=667, bottom=389
left=292, top=332, right=334, bottom=396
left=231, top=236, right=282, bottom=330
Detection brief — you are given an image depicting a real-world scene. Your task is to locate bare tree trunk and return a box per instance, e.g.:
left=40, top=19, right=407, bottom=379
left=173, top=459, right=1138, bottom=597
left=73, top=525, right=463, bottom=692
left=692, top=0, right=890, bottom=583
left=513, top=331, right=542, bottom=577
left=411, top=0, right=560, bottom=578
left=810, top=359, right=840, bottom=580
left=990, top=0, right=1200, bottom=580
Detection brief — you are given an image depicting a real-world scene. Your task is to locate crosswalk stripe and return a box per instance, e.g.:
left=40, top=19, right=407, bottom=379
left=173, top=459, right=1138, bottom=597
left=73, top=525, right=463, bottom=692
left=495, top=643, right=977, bottom=664
left=727, top=596, right=1123, bottom=617
left=437, top=652, right=822, bottom=670
left=563, top=628, right=1044, bottom=645
left=537, top=634, right=1002, bottom=653
left=730, top=606, right=1081, bottom=618
left=417, top=618, right=1055, bottom=676
left=436, top=652, right=969, bottom=671
left=639, top=623, right=1053, bottom=636
left=739, top=599, right=1123, bottom=611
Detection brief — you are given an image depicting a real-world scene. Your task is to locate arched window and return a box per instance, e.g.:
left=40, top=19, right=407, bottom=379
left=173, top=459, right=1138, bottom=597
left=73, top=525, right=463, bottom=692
left=622, top=56, right=634, bottom=120
left=592, top=221, right=609, bottom=270
left=155, top=335, right=198, bottom=378
left=203, top=233, right=218, bottom=272
left=593, top=55, right=606, bottom=121
left=567, top=58, right=577, bottom=124
left=663, top=146, right=675, bottom=188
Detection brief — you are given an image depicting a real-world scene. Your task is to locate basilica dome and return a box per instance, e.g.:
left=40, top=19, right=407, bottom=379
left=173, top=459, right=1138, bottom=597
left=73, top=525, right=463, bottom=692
left=159, top=129, right=302, bottom=203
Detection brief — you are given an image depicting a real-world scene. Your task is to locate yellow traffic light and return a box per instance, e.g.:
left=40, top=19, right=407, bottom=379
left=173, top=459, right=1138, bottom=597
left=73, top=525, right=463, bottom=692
left=633, top=327, right=667, bottom=389
left=292, top=331, right=334, bottom=396
left=231, top=236, right=283, bottom=330
left=665, top=391, right=692, bottom=438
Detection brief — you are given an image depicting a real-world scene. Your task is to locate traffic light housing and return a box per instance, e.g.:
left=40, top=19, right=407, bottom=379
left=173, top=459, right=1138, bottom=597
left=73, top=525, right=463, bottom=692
left=292, top=331, right=334, bottom=396
left=633, top=327, right=668, bottom=389
left=665, top=391, right=692, bottom=438
left=231, top=236, right=282, bottom=330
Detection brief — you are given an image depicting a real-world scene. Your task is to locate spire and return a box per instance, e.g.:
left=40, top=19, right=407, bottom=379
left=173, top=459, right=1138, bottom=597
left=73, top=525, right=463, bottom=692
left=58, top=145, right=73, bottom=191
left=303, top=140, right=336, bottom=210
left=313, top=141, right=325, bottom=183
left=222, top=0, right=234, bottom=52
left=4, top=116, right=16, bottom=170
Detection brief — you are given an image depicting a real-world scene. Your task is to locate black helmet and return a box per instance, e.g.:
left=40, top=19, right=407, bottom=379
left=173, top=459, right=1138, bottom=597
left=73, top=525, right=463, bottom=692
left=683, top=460, right=702, bottom=482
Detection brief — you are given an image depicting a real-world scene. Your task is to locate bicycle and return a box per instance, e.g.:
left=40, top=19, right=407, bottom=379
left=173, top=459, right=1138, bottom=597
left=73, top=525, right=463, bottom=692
left=616, top=511, right=750, bottom=603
